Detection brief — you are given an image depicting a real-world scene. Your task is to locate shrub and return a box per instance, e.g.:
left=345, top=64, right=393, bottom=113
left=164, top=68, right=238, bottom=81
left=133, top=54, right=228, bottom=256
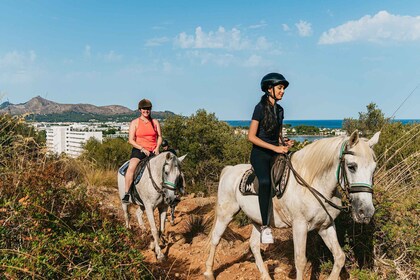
left=0, top=114, right=151, bottom=279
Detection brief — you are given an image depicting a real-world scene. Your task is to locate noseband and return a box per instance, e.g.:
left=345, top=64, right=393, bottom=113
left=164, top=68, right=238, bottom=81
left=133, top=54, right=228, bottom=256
left=336, top=140, right=374, bottom=194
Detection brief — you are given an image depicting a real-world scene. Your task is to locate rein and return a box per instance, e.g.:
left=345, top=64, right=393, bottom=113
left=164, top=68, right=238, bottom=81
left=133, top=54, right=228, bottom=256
left=146, top=156, right=180, bottom=200
left=287, top=139, right=373, bottom=212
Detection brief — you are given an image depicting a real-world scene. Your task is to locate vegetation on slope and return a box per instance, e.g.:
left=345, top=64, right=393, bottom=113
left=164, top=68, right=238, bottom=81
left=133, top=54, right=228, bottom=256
left=0, top=114, right=151, bottom=279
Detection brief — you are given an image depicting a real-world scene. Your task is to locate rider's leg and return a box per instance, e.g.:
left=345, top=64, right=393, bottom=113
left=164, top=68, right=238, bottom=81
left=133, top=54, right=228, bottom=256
left=251, top=147, right=275, bottom=244
left=122, top=148, right=145, bottom=203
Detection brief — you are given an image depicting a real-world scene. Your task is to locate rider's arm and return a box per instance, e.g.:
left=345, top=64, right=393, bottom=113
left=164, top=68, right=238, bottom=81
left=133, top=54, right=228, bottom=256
left=153, top=119, right=162, bottom=154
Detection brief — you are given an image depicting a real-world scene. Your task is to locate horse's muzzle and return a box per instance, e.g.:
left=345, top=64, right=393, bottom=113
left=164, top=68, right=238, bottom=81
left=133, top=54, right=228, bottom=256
left=352, top=206, right=375, bottom=224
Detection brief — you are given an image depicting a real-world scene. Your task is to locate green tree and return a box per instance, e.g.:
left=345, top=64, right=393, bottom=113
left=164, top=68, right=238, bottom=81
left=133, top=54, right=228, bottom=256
left=343, top=103, right=389, bottom=137
left=82, top=137, right=131, bottom=169
left=162, top=109, right=250, bottom=194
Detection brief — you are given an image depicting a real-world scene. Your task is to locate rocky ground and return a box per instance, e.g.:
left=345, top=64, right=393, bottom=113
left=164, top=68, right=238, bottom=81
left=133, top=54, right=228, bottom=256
left=95, top=185, right=339, bottom=280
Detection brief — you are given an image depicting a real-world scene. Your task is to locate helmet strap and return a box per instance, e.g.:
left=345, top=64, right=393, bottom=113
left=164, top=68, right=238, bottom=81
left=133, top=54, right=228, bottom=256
left=266, top=88, right=279, bottom=102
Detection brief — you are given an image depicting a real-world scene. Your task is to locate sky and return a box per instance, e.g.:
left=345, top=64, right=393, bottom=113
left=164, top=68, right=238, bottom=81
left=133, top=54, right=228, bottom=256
left=0, top=0, right=419, bottom=120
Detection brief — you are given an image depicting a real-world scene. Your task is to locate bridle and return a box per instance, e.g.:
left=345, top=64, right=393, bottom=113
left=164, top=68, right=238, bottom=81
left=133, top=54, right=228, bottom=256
left=287, top=140, right=374, bottom=212
left=336, top=140, right=374, bottom=194
left=146, top=157, right=181, bottom=201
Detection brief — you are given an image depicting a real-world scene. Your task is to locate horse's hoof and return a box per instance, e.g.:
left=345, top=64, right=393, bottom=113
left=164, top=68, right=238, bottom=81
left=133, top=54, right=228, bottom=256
left=261, top=273, right=272, bottom=280
left=203, top=271, right=215, bottom=280
left=157, top=253, right=165, bottom=262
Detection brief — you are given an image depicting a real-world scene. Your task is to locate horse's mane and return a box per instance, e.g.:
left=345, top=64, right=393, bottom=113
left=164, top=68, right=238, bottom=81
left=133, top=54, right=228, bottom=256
left=293, top=136, right=346, bottom=185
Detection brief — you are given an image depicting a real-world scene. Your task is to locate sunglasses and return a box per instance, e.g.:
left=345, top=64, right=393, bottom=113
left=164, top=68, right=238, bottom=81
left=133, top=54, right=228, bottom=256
left=141, top=107, right=152, bottom=111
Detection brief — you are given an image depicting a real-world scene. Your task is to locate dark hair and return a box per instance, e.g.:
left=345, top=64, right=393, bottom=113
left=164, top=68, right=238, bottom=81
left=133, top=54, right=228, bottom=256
left=260, top=94, right=278, bottom=136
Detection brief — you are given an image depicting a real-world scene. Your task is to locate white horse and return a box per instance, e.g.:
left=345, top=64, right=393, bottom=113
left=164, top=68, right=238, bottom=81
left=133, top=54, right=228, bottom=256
left=205, top=130, right=380, bottom=280
left=118, top=151, right=186, bottom=260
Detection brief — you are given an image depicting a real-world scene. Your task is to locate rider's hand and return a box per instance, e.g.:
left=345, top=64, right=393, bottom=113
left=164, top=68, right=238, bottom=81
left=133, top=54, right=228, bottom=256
left=285, top=139, right=295, bottom=148
left=273, top=145, right=289, bottom=154
left=143, top=149, right=151, bottom=156
left=153, top=147, right=160, bottom=155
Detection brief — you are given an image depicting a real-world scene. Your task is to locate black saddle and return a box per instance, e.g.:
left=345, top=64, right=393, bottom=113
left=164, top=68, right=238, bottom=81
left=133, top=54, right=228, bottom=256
left=239, top=153, right=291, bottom=198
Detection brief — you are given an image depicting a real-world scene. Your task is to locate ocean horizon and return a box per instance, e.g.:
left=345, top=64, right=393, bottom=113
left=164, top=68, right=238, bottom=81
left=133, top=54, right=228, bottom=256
left=224, top=119, right=419, bottom=129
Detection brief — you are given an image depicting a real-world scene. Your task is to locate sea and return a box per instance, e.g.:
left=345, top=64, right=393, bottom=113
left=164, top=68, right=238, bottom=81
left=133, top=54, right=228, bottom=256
left=224, top=119, right=419, bottom=142
left=224, top=119, right=420, bottom=129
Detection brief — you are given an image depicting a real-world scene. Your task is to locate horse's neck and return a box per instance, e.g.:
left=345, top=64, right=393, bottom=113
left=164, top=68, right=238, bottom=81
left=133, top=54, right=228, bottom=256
left=292, top=148, right=340, bottom=197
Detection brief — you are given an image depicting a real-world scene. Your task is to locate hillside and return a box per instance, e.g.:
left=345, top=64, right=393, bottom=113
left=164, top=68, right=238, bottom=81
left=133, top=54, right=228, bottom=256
left=0, top=96, right=175, bottom=121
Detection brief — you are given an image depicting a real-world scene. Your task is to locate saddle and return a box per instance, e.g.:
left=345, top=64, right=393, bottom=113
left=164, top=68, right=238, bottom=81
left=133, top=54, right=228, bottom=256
left=118, top=157, right=153, bottom=206
left=118, top=157, right=150, bottom=185
left=239, top=153, right=291, bottom=198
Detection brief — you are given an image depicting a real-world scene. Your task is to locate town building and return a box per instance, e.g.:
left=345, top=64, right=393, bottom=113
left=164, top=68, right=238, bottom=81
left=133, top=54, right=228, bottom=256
left=46, top=125, right=102, bottom=157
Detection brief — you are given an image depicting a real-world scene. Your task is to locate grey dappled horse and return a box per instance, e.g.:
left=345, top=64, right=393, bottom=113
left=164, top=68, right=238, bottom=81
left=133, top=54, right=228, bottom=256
left=118, top=152, right=186, bottom=260
left=205, top=131, right=380, bottom=280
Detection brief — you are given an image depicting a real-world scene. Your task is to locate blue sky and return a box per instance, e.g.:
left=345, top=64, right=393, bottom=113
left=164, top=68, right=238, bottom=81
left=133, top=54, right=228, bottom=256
left=1, top=0, right=419, bottom=120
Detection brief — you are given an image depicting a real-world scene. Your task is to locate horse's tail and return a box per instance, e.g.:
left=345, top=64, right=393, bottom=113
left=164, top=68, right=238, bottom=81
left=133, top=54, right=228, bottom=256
left=206, top=165, right=233, bottom=248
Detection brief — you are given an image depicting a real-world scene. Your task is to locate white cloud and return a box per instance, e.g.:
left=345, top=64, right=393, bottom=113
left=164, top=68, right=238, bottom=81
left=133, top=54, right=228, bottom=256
left=249, top=20, right=267, bottom=29
left=319, top=10, right=420, bottom=44
left=145, top=37, right=170, bottom=47
left=0, top=50, right=38, bottom=84
left=0, top=50, right=36, bottom=68
left=84, top=45, right=91, bottom=58
left=242, top=54, right=270, bottom=67
left=282, top=24, right=290, bottom=31
left=296, top=20, right=313, bottom=37
left=174, top=26, right=269, bottom=50
left=103, top=50, right=123, bottom=62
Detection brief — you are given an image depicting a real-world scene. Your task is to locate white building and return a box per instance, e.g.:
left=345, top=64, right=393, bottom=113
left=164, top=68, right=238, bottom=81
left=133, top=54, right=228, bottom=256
left=46, top=126, right=102, bottom=157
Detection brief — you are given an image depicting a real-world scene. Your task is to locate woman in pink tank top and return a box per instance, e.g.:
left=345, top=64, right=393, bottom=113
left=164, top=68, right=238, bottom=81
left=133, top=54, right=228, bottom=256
left=122, top=99, right=162, bottom=203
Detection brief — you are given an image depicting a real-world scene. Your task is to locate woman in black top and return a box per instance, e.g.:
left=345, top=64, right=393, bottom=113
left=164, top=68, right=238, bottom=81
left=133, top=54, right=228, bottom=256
left=248, top=72, right=294, bottom=244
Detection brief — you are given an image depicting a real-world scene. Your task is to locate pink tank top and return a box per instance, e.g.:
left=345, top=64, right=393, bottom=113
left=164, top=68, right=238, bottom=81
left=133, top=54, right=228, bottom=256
left=135, top=118, right=157, bottom=152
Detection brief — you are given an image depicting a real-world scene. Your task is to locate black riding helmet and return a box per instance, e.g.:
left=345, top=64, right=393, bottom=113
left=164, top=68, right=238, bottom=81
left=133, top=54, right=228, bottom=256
left=162, top=139, right=169, bottom=147
left=260, top=73, right=289, bottom=92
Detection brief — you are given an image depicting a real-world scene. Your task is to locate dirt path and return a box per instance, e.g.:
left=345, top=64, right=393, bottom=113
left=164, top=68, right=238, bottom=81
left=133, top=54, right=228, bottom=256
left=95, top=185, right=326, bottom=279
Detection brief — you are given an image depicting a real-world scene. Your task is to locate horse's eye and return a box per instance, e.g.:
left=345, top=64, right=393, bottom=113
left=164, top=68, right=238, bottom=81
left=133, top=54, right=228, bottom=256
left=347, top=163, right=357, bottom=173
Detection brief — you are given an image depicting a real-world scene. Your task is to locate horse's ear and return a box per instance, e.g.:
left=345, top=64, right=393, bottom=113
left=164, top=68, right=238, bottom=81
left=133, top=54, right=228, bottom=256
left=368, top=131, right=381, bottom=147
left=348, top=130, right=359, bottom=147
left=178, top=154, right=187, bottom=162
left=166, top=152, right=172, bottom=160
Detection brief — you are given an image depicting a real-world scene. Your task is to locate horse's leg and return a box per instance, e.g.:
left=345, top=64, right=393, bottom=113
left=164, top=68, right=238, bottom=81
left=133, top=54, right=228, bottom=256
left=158, top=205, right=168, bottom=234
left=158, top=205, right=169, bottom=246
left=170, top=204, right=175, bottom=225
left=293, top=220, right=308, bottom=280
left=204, top=201, right=239, bottom=280
left=318, top=225, right=345, bottom=280
left=144, top=205, right=165, bottom=261
left=250, top=224, right=271, bottom=279
left=135, top=207, right=146, bottom=231
left=121, top=203, right=130, bottom=229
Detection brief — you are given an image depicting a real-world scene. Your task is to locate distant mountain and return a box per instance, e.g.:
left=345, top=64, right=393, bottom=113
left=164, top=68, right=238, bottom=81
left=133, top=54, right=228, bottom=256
left=0, top=96, right=175, bottom=122
left=0, top=96, right=134, bottom=115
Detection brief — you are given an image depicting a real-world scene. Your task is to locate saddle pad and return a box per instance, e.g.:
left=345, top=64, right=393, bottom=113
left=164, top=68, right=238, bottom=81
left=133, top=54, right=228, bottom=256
left=118, top=157, right=150, bottom=185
